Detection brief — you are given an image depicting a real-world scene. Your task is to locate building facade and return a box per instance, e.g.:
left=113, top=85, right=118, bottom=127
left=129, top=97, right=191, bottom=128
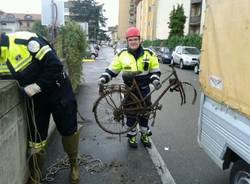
left=189, top=0, right=204, bottom=34
left=108, top=25, right=118, bottom=45
left=155, top=0, right=191, bottom=40
left=118, top=0, right=137, bottom=41
left=136, top=0, right=157, bottom=41
left=14, top=13, right=41, bottom=31
left=134, top=0, right=205, bottom=40
left=0, top=11, right=41, bottom=33
left=0, top=13, right=19, bottom=33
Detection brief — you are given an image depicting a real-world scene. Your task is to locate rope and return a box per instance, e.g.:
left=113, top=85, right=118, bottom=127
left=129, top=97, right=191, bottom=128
left=43, top=154, right=105, bottom=182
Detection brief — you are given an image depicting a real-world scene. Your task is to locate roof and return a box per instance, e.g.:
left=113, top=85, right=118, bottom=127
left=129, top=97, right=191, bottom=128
left=13, top=13, right=41, bottom=21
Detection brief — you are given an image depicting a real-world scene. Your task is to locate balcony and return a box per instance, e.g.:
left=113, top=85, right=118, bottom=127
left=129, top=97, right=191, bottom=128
left=135, top=0, right=142, bottom=6
left=191, top=0, right=202, bottom=4
left=189, top=16, right=201, bottom=25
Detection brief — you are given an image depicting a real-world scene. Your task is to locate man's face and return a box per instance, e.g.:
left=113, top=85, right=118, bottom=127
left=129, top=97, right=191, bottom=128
left=127, top=36, right=140, bottom=50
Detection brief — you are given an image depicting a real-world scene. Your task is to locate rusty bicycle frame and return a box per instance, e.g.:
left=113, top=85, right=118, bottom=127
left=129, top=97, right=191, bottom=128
left=94, top=65, right=197, bottom=133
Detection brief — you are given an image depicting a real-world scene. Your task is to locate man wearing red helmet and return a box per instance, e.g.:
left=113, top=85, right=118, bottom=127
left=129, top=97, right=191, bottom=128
left=98, top=27, right=161, bottom=148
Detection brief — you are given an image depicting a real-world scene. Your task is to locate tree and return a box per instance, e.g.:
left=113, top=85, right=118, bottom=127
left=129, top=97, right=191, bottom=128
left=97, top=29, right=110, bottom=43
left=168, top=4, right=186, bottom=38
left=69, top=0, right=108, bottom=42
left=31, top=21, right=49, bottom=39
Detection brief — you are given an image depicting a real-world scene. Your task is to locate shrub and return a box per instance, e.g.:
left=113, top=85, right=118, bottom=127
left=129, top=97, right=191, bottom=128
left=56, top=21, right=87, bottom=91
left=143, top=34, right=202, bottom=50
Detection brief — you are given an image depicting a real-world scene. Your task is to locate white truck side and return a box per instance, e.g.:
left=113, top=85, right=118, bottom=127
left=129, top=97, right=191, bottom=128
left=197, top=0, right=250, bottom=183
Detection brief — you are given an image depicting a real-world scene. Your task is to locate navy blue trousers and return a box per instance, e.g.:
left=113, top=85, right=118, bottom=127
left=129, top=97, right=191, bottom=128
left=27, top=76, right=78, bottom=144
left=126, top=85, right=151, bottom=128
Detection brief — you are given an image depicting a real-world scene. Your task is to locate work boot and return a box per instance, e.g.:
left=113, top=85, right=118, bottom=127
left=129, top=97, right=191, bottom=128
left=140, top=133, right=152, bottom=148
left=127, top=134, right=138, bottom=148
left=26, top=149, right=45, bottom=184
left=62, top=131, right=80, bottom=184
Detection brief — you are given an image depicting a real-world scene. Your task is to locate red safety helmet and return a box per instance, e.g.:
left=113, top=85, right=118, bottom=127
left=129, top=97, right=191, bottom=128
left=126, top=27, right=140, bottom=39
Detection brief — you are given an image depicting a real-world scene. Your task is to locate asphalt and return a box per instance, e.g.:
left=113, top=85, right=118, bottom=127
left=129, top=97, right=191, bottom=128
left=43, top=47, right=162, bottom=184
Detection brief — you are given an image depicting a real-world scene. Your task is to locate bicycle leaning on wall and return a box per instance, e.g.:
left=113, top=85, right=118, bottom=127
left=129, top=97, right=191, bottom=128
left=92, top=65, right=197, bottom=135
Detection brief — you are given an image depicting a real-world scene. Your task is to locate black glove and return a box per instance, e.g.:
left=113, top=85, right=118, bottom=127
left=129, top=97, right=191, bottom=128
left=152, top=80, right=161, bottom=90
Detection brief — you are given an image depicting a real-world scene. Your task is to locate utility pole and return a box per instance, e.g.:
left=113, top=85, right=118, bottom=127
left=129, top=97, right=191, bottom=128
left=51, top=0, right=58, bottom=46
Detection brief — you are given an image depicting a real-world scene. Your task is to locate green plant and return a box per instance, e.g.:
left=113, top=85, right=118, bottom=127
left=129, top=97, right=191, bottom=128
left=56, top=21, right=87, bottom=91
left=143, top=35, right=202, bottom=50
left=168, top=4, right=186, bottom=38
left=165, top=35, right=202, bottom=49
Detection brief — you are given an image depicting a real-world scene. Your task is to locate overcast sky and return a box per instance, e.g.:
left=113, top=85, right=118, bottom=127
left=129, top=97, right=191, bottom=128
left=0, top=0, right=118, bottom=27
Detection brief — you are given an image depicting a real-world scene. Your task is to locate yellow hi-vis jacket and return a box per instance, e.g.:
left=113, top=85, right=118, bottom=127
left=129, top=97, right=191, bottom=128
left=0, top=31, right=64, bottom=89
left=0, top=32, right=51, bottom=75
left=101, top=47, right=161, bottom=87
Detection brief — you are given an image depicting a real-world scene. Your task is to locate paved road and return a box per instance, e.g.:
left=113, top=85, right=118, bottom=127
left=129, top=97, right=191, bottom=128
left=152, top=63, right=230, bottom=184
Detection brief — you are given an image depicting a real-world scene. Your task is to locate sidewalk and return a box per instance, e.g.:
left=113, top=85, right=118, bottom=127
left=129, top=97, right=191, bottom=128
left=43, top=47, right=162, bottom=184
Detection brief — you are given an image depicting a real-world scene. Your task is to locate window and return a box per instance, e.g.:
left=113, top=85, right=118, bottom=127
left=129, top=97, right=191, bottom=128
left=24, top=15, right=32, bottom=20
left=191, top=4, right=201, bottom=16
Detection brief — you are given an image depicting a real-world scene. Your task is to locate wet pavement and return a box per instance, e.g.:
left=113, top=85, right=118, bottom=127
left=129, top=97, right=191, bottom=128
left=43, top=47, right=162, bottom=184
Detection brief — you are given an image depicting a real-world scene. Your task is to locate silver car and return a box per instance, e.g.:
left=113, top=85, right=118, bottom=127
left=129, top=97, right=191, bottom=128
left=114, top=42, right=127, bottom=55
left=171, top=46, right=200, bottom=69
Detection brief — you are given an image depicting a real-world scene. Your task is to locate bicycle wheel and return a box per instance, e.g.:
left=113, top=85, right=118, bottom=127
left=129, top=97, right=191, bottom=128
left=93, top=89, right=141, bottom=134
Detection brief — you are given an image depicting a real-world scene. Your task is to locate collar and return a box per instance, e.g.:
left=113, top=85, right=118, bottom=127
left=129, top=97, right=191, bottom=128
left=0, top=33, right=9, bottom=47
left=127, top=45, right=144, bottom=60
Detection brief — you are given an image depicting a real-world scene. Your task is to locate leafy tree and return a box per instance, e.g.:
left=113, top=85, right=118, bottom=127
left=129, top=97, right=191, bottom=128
left=168, top=4, right=186, bottom=38
left=69, top=0, right=108, bottom=42
left=56, top=21, right=87, bottom=91
left=97, top=29, right=110, bottom=43
left=31, top=21, right=49, bottom=38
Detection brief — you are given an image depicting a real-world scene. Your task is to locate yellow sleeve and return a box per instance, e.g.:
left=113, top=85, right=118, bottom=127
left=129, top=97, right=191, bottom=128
left=108, top=55, right=123, bottom=74
left=149, top=53, right=160, bottom=72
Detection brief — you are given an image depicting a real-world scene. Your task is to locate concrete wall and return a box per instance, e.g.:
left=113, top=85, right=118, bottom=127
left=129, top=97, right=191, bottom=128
left=0, top=81, right=28, bottom=184
left=0, top=81, right=56, bottom=184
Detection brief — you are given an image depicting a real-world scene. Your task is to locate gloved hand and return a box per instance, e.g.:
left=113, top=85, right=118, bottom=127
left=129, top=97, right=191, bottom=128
left=152, top=80, right=161, bottom=90
left=98, top=77, right=106, bottom=85
left=24, top=83, right=41, bottom=97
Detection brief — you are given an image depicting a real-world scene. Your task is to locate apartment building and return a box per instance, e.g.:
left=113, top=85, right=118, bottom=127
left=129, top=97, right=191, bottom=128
left=136, top=0, right=157, bottom=41
left=0, top=11, right=41, bottom=33
left=14, top=13, right=41, bottom=31
left=0, top=13, right=19, bottom=33
left=108, top=25, right=118, bottom=45
left=117, top=0, right=137, bottom=41
left=190, top=0, right=205, bottom=34
left=135, top=0, right=205, bottom=40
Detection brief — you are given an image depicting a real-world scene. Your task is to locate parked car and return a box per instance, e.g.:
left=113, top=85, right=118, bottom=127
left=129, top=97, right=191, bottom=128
left=194, top=59, right=200, bottom=74
left=158, top=47, right=172, bottom=64
left=171, top=46, right=200, bottom=69
left=153, top=47, right=162, bottom=61
left=146, top=46, right=161, bottom=61
left=114, top=42, right=127, bottom=55
left=85, top=44, right=98, bottom=59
